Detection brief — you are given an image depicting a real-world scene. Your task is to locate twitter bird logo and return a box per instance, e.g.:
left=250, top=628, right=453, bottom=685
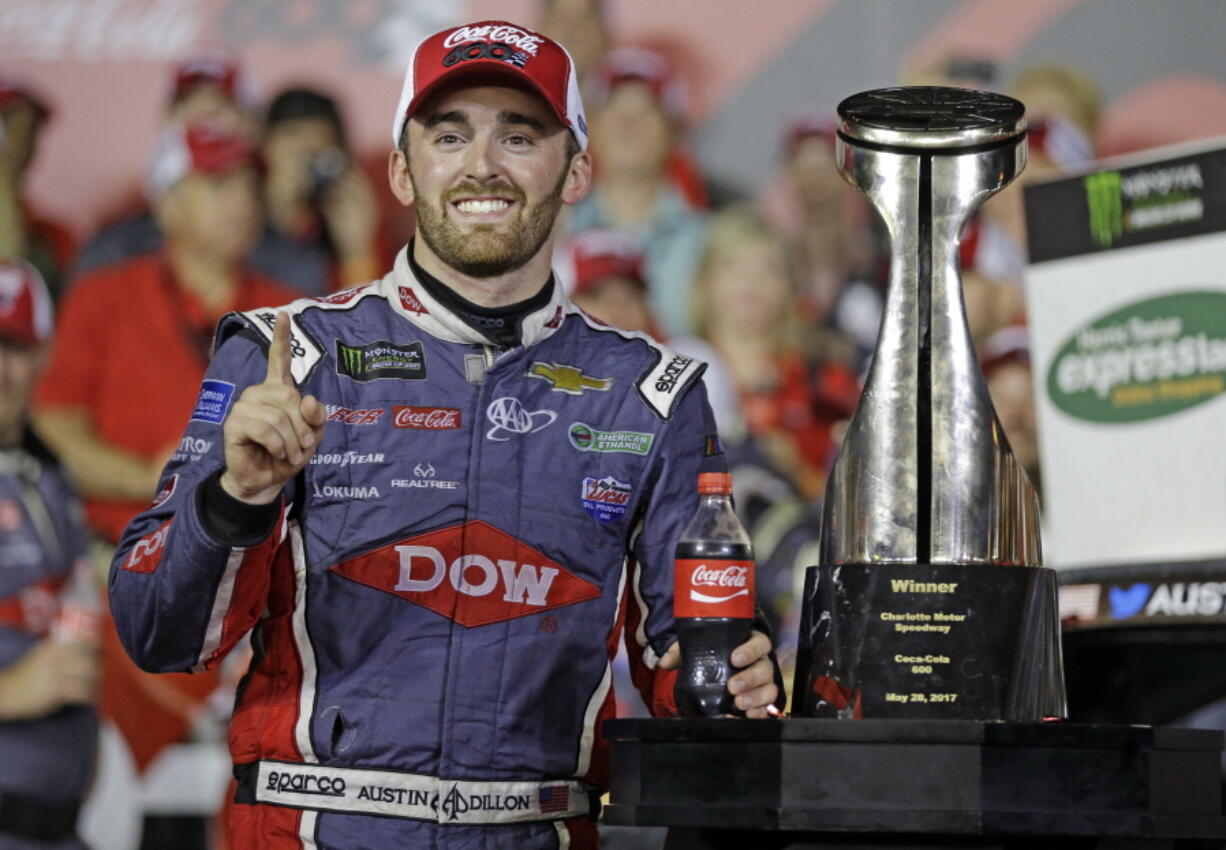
left=1109, top=583, right=1151, bottom=619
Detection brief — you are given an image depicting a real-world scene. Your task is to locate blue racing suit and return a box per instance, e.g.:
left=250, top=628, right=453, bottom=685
left=109, top=247, right=724, bottom=850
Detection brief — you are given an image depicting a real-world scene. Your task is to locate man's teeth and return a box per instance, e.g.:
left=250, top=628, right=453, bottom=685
left=456, top=199, right=510, bottom=214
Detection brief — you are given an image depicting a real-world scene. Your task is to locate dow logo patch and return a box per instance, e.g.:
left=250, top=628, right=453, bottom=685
left=330, top=520, right=600, bottom=627
left=335, top=340, right=426, bottom=382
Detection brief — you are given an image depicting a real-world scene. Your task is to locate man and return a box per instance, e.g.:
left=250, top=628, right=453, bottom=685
left=568, top=46, right=709, bottom=338
left=0, top=78, right=75, bottom=301
left=110, top=20, right=778, bottom=849
left=260, top=87, right=386, bottom=294
left=0, top=260, right=99, bottom=849
left=72, top=53, right=259, bottom=278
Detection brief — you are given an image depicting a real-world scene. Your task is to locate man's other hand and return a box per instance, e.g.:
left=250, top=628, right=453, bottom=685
left=660, top=629, right=780, bottom=718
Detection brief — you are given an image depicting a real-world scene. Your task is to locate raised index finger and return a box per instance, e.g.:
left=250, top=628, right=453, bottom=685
left=265, top=312, right=294, bottom=386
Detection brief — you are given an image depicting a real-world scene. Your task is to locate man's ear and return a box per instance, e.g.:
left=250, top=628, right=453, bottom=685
left=561, top=150, right=593, bottom=207
left=388, top=148, right=415, bottom=207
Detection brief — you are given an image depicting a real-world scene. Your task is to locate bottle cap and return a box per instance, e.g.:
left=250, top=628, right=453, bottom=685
left=697, top=472, right=732, bottom=494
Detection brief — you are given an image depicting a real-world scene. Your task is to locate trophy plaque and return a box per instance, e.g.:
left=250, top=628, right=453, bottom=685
left=792, top=87, right=1067, bottom=721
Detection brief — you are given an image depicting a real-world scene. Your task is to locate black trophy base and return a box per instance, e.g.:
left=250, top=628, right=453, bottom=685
left=603, top=718, right=1226, bottom=848
left=793, top=563, right=1066, bottom=720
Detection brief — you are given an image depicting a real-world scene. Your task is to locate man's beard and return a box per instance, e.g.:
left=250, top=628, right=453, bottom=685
left=412, top=169, right=567, bottom=278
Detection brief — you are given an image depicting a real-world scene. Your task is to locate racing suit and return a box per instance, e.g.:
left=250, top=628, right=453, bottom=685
left=0, top=430, right=97, bottom=850
left=109, top=247, right=725, bottom=850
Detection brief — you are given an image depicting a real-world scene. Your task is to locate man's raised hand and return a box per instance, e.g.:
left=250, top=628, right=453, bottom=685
left=219, top=312, right=327, bottom=504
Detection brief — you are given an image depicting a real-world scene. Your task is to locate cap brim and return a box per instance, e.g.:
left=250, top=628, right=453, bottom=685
left=404, top=61, right=571, bottom=138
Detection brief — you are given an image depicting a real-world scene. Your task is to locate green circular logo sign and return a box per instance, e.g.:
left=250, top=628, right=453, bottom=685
left=569, top=423, right=593, bottom=448
left=1046, top=290, right=1226, bottom=423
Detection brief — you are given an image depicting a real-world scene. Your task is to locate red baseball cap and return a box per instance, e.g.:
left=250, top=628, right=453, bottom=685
left=0, top=76, right=51, bottom=121
left=781, top=105, right=838, bottom=155
left=592, top=46, right=687, bottom=120
left=146, top=122, right=258, bottom=200
left=568, top=230, right=646, bottom=296
left=0, top=260, right=53, bottom=346
left=391, top=20, right=587, bottom=150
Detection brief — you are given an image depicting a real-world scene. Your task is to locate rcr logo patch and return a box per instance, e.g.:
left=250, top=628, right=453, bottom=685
left=330, top=520, right=600, bottom=627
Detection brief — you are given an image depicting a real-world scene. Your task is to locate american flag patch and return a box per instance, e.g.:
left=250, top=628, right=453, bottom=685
left=538, top=785, right=569, bottom=813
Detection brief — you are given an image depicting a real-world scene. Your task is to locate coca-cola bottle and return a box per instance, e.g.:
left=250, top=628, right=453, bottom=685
left=674, top=471, right=755, bottom=717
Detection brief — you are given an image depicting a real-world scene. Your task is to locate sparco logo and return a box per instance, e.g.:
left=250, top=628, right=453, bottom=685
left=393, top=406, right=461, bottom=430
left=690, top=565, right=750, bottom=604
left=331, top=520, right=601, bottom=627
left=485, top=397, right=556, bottom=441
left=442, top=24, right=544, bottom=55
left=655, top=355, right=692, bottom=393
left=265, top=771, right=346, bottom=797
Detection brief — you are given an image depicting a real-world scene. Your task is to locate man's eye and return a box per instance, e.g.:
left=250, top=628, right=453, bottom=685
left=506, top=134, right=533, bottom=146
left=436, top=133, right=463, bottom=144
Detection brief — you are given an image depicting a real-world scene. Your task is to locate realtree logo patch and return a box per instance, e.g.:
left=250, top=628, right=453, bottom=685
left=1047, top=291, right=1226, bottom=423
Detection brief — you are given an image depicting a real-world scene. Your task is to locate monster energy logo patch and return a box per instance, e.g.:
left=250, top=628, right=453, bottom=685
left=568, top=422, right=654, bottom=455
left=1084, top=171, right=1123, bottom=248
left=335, top=340, right=426, bottom=382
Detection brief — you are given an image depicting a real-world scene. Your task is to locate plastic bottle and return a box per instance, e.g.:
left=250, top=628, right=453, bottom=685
left=674, top=471, right=755, bottom=717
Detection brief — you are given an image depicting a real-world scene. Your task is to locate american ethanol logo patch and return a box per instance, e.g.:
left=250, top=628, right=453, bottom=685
left=1047, top=291, right=1226, bottom=423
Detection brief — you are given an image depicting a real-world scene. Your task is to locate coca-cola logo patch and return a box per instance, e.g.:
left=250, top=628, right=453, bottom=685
left=393, top=405, right=461, bottom=430
left=673, top=558, right=755, bottom=619
left=330, top=520, right=601, bottom=627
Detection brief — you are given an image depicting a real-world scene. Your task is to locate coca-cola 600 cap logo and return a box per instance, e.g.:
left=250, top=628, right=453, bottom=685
left=393, top=405, right=461, bottom=430
left=674, top=558, right=755, bottom=619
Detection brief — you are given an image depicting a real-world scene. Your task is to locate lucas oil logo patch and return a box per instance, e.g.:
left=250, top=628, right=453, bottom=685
left=190, top=380, right=235, bottom=424
left=336, top=340, right=426, bottom=382
left=581, top=476, right=631, bottom=523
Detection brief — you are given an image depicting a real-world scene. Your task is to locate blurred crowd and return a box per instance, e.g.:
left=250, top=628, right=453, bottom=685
left=0, top=3, right=1109, bottom=847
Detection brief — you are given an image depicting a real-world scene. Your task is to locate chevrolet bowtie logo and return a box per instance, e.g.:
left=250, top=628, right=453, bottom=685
left=527, top=362, right=613, bottom=395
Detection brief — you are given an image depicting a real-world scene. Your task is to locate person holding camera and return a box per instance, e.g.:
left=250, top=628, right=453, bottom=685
left=261, top=88, right=389, bottom=295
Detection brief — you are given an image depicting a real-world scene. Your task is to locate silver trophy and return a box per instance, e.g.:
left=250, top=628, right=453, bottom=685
left=794, top=88, right=1066, bottom=720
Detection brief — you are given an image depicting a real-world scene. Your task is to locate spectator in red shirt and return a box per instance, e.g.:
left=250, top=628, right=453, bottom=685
left=0, top=77, right=76, bottom=301
left=30, top=124, right=299, bottom=844
left=35, top=122, right=297, bottom=542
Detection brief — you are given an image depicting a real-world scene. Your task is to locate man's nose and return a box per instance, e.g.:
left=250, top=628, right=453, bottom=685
left=462, top=134, right=501, bottom=182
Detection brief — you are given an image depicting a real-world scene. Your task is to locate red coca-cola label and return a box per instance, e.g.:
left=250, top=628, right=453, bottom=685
left=674, top=558, right=755, bottom=619
left=393, top=405, right=461, bottom=430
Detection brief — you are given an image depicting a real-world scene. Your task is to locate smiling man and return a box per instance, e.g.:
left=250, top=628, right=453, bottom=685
left=109, top=20, right=779, bottom=850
